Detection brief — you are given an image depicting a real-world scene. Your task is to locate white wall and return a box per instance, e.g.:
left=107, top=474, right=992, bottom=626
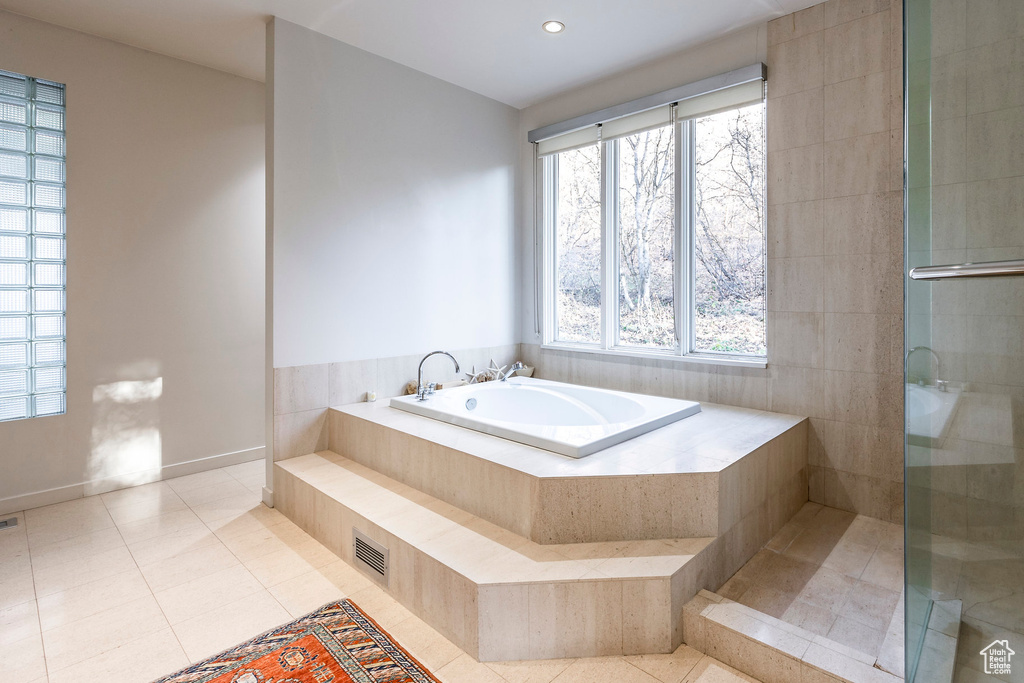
left=269, top=19, right=520, bottom=369
left=0, top=11, right=266, bottom=511
left=518, top=24, right=768, bottom=342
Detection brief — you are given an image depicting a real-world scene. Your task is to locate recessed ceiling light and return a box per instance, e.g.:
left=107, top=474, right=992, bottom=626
left=542, top=21, right=565, bottom=34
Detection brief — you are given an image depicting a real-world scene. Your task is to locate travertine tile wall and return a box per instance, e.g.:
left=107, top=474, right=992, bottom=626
left=524, top=0, right=906, bottom=524
left=272, top=344, right=520, bottom=461
left=766, top=0, right=904, bottom=524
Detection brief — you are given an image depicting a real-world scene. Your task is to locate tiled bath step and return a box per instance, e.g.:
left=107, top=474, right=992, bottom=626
left=716, top=503, right=906, bottom=669
left=327, top=399, right=807, bottom=544
left=276, top=451, right=748, bottom=661
left=683, top=591, right=903, bottom=683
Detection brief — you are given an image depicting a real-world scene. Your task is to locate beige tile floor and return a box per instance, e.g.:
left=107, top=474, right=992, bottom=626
left=718, top=502, right=904, bottom=672
left=1, top=461, right=762, bottom=683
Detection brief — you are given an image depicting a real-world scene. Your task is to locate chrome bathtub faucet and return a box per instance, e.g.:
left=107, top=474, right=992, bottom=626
left=416, top=351, right=460, bottom=401
left=500, top=361, right=524, bottom=382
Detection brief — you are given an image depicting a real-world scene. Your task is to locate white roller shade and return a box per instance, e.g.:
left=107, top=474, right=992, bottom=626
left=529, top=64, right=766, bottom=152
left=675, top=80, right=764, bottom=120
left=537, top=104, right=675, bottom=155
left=536, top=126, right=600, bottom=157
left=529, top=64, right=764, bottom=146
left=601, top=105, right=673, bottom=142
left=534, top=80, right=764, bottom=156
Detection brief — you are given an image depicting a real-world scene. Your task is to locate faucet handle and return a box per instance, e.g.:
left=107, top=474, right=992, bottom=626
left=501, top=361, right=525, bottom=382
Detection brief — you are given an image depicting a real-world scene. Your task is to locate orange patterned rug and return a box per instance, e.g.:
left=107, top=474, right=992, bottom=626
left=153, top=600, right=439, bottom=683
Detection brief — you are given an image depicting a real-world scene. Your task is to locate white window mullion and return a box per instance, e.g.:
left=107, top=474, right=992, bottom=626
left=687, top=120, right=697, bottom=355
left=673, top=118, right=683, bottom=355
left=533, top=145, right=543, bottom=339
left=600, top=135, right=616, bottom=351
left=677, top=119, right=696, bottom=356
left=543, top=154, right=557, bottom=345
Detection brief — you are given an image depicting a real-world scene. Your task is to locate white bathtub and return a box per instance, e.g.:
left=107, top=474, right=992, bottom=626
left=389, top=376, right=701, bottom=458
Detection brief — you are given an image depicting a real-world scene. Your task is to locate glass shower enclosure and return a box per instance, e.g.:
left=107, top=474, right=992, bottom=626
left=905, top=0, right=1024, bottom=680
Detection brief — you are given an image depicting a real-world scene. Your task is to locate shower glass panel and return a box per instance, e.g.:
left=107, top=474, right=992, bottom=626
left=906, top=0, right=1024, bottom=680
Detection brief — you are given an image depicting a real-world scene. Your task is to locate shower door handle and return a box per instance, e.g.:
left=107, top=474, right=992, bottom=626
left=909, top=259, right=1024, bottom=280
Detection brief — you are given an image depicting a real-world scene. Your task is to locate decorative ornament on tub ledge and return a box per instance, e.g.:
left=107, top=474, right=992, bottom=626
left=465, top=359, right=506, bottom=384
left=464, top=359, right=535, bottom=383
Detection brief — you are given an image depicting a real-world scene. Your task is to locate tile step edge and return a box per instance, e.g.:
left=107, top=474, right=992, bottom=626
left=276, top=452, right=710, bottom=584
left=683, top=590, right=903, bottom=683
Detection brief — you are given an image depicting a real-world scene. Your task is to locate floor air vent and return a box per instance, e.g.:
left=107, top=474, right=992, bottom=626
left=0, top=517, right=18, bottom=530
left=353, top=529, right=389, bottom=586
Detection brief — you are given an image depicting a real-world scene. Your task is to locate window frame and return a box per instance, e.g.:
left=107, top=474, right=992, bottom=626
left=539, top=105, right=767, bottom=368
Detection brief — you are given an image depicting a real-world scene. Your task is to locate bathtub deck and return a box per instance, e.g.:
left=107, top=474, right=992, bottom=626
left=276, top=400, right=810, bottom=661
left=327, top=400, right=807, bottom=544
left=333, top=398, right=803, bottom=478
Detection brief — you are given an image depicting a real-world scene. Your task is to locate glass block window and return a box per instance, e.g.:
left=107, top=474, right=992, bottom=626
left=0, top=70, right=66, bottom=422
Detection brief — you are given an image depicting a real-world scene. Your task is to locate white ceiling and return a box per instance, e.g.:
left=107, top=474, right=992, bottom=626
left=0, top=0, right=820, bottom=108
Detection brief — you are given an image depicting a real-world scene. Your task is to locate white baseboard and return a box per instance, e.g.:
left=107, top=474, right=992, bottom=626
left=0, top=446, right=266, bottom=517
left=0, top=482, right=86, bottom=517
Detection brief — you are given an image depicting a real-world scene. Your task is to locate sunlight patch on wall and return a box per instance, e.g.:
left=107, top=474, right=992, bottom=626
left=87, top=377, right=163, bottom=494
left=94, top=378, right=164, bottom=403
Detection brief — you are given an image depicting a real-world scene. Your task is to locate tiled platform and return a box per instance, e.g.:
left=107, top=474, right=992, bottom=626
left=684, top=502, right=907, bottom=683
left=274, top=436, right=808, bottom=661
left=328, top=400, right=807, bottom=543
left=276, top=396, right=809, bottom=661
left=275, top=451, right=713, bottom=661
left=719, top=503, right=903, bottom=666
left=0, top=460, right=766, bottom=683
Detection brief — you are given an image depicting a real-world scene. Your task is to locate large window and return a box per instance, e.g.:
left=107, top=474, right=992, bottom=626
left=0, top=70, right=66, bottom=421
left=539, top=79, right=766, bottom=362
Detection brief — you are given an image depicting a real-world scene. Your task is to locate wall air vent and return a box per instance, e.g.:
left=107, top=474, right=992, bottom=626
left=353, top=528, right=389, bottom=586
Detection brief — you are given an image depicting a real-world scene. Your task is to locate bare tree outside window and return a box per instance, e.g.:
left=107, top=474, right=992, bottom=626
left=617, top=125, right=675, bottom=348
left=693, top=103, right=766, bottom=355
left=554, top=144, right=602, bottom=343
